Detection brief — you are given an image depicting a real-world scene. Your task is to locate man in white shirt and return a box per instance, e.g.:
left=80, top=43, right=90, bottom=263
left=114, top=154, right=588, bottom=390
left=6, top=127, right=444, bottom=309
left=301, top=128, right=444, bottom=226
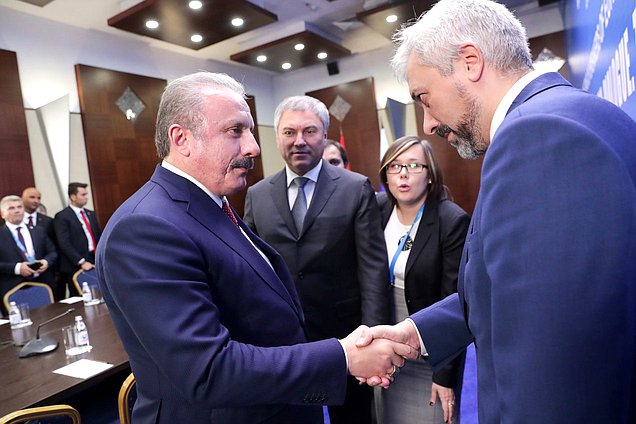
left=53, top=183, right=101, bottom=299
left=0, top=195, right=57, bottom=313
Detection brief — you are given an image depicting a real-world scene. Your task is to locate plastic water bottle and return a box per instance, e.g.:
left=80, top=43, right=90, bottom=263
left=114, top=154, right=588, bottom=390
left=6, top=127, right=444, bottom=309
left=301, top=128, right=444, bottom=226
left=73, top=316, right=92, bottom=353
left=82, top=282, right=93, bottom=304
left=9, top=301, right=22, bottom=329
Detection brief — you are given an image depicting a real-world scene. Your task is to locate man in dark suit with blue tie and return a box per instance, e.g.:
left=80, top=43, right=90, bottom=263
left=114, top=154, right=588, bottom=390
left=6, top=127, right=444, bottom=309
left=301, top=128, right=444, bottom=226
left=96, top=72, right=414, bottom=424
left=54, top=182, right=101, bottom=299
left=358, top=0, right=636, bottom=422
left=244, top=96, right=390, bottom=424
left=0, top=195, right=57, bottom=313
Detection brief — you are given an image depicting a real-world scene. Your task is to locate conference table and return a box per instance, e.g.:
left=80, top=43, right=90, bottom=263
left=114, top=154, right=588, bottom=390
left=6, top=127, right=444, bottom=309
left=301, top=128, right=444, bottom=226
left=0, top=299, right=129, bottom=416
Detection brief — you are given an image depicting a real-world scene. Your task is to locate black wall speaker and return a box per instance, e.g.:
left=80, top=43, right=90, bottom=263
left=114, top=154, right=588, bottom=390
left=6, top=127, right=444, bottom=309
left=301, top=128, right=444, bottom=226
left=327, top=61, right=340, bottom=76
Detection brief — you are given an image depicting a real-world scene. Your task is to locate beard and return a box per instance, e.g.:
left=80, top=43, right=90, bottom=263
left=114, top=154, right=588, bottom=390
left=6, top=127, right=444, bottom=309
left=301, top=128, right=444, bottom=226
left=436, top=86, right=488, bottom=160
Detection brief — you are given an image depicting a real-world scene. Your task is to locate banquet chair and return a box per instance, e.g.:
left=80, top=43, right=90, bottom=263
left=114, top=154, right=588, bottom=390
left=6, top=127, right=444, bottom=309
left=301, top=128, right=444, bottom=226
left=72, top=268, right=99, bottom=296
left=3, top=282, right=54, bottom=312
left=0, top=404, right=81, bottom=424
left=118, top=373, right=136, bottom=424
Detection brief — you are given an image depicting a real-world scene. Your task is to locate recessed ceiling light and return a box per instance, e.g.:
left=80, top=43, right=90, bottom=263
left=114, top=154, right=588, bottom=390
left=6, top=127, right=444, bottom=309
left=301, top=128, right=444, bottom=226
left=191, top=34, right=203, bottom=43
left=386, top=14, right=398, bottom=23
left=231, top=17, right=244, bottom=27
left=294, top=43, right=305, bottom=51
left=188, top=1, right=203, bottom=9
left=282, top=62, right=292, bottom=70
left=256, top=55, right=267, bottom=62
left=145, top=20, right=159, bottom=29
left=317, top=52, right=328, bottom=60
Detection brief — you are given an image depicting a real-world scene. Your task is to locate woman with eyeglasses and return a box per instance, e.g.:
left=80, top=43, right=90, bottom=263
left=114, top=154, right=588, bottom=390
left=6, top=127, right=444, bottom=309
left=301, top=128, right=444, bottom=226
left=376, top=136, right=469, bottom=424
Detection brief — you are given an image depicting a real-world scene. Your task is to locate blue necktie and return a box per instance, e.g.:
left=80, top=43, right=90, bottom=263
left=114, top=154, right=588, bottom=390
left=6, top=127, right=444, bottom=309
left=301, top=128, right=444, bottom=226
left=291, top=177, right=308, bottom=232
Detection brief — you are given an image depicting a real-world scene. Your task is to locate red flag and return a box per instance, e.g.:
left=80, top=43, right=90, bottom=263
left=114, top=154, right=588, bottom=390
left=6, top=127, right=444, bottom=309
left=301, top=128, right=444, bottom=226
left=339, top=133, right=351, bottom=170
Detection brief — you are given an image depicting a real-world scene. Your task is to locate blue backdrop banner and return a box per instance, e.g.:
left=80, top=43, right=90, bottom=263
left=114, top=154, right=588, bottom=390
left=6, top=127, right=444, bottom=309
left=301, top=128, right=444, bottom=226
left=564, top=0, right=636, bottom=120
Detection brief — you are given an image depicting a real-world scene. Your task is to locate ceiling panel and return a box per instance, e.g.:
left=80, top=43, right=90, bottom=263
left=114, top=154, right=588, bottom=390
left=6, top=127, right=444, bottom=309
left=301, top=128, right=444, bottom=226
left=356, top=0, right=436, bottom=41
left=231, top=30, right=351, bottom=74
left=107, top=0, right=278, bottom=50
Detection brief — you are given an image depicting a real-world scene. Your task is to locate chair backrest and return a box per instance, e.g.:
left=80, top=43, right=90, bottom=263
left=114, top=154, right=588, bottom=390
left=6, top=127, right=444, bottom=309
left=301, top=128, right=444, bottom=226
left=72, top=268, right=99, bottom=295
left=118, top=372, right=136, bottom=424
left=3, top=282, right=54, bottom=312
left=0, top=404, right=81, bottom=424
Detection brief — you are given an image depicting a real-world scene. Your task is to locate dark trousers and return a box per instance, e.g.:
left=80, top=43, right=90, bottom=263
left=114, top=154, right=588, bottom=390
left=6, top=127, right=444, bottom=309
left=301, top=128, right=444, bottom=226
left=328, top=375, right=373, bottom=424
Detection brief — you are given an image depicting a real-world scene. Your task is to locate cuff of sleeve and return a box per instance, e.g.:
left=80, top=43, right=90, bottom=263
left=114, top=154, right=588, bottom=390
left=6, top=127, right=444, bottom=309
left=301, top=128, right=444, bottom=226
left=337, top=339, right=350, bottom=374
left=14, top=263, right=22, bottom=275
left=405, top=318, right=428, bottom=356
left=78, top=258, right=86, bottom=265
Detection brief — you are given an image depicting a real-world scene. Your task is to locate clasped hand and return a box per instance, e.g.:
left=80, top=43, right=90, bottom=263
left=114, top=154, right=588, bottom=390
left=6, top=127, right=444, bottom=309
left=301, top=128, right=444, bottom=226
left=341, top=321, right=421, bottom=388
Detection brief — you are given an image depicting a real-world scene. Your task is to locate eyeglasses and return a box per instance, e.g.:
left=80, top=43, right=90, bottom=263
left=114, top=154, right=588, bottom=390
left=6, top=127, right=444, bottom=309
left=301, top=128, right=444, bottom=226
left=386, top=163, right=428, bottom=174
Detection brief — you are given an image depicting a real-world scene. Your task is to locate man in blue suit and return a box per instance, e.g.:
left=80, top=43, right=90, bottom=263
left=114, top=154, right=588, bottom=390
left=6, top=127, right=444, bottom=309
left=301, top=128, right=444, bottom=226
left=96, top=72, right=414, bottom=424
left=358, top=0, right=636, bottom=422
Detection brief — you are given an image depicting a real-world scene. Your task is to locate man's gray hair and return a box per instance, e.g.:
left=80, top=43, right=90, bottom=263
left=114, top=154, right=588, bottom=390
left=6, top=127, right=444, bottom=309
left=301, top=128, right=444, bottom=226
left=1, top=195, right=22, bottom=213
left=273, top=96, right=330, bottom=135
left=155, top=72, right=246, bottom=159
left=391, top=0, right=532, bottom=81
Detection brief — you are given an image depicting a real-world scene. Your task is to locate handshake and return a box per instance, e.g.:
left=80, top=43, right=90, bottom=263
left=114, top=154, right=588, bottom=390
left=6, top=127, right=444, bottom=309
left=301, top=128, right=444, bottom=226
left=341, top=320, right=421, bottom=388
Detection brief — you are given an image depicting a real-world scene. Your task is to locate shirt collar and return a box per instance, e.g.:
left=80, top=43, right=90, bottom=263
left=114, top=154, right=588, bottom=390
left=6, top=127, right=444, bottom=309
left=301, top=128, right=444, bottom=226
left=161, top=160, right=224, bottom=208
left=6, top=221, right=25, bottom=232
left=69, top=204, right=84, bottom=215
left=490, top=69, right=546, bottom=142
left=285, top=160, right=322, bottom=188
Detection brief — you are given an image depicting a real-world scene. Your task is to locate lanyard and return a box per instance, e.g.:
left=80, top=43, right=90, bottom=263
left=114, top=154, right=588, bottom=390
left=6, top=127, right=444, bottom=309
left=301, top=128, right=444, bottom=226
left=389, top=201, right=425, bottom=285
left=11, top=228, right=35, bottom=262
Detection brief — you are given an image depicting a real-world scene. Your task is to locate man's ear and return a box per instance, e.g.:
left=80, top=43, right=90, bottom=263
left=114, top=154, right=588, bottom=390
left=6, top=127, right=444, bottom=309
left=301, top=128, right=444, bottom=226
left=457, top=43, right=484, bottom=82
left=169, top=125, right=191, bottom=157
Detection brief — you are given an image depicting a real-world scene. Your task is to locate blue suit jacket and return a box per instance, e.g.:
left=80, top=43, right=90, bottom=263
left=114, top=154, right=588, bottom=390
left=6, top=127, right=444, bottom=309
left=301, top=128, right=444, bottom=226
left=411, top=73, right=636, bottom=422
left=96, top=165, right=346, bottom=424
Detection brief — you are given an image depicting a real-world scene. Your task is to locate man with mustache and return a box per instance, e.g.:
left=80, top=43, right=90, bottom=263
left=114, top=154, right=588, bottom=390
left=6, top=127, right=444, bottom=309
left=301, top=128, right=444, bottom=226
left=244, top=96, right=390, bottom=424
left=358, top=0, right=636, bottom=422
left=96, top=73, right=413, bottom=424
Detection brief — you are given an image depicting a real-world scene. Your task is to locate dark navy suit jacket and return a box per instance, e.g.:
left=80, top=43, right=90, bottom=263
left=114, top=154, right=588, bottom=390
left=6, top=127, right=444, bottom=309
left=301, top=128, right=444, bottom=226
left=96, top=165, right=347, bottom=424
left=0, top=224, right=57, bottom=304
left=54, top=206, right=101, bottom=273
left=243, top=161, right=390, bottom=342
left=411, top=72, right=636, bottom=422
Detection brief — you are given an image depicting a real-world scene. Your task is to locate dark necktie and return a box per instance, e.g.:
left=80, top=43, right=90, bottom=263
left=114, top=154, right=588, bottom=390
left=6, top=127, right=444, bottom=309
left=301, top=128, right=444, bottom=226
left=222, top=200, right=240, bottom=228
left=27, top=215, right=34, bottom=229
left=80, top=210, right=97, bottom=250
left=15, top=227, right=28, bottom=260
left=291, top=177, right=308, bottom=233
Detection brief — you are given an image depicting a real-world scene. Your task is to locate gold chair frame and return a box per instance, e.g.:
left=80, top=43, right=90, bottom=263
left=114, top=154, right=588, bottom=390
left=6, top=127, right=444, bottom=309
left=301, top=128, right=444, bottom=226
left=118, top=372, right=136, bottom=424
left=3, top=281, right=54, bottom=312
left=0, top=404, right=81, bottom=424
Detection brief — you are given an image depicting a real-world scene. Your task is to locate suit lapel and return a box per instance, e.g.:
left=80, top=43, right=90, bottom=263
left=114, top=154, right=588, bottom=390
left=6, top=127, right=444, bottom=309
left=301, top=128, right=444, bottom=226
left=405, top=200, right=437, bottom=276
left=269, top=170, right=299, bottom=238
left=1, top=225, right=24, bottom=259
left=153, top=166, right=301, bottom=314
left=301, top=164, right=337, bottom=237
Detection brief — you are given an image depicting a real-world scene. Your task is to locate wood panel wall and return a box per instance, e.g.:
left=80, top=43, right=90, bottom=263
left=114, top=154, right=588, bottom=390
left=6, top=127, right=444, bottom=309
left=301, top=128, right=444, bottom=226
left=307, top=78, right=382, bottom=190
left=0, top=49, right=35, bottom=198
left=75, top=65, right=165, bottom=226
left=76, top=65, right=263, bottom=223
